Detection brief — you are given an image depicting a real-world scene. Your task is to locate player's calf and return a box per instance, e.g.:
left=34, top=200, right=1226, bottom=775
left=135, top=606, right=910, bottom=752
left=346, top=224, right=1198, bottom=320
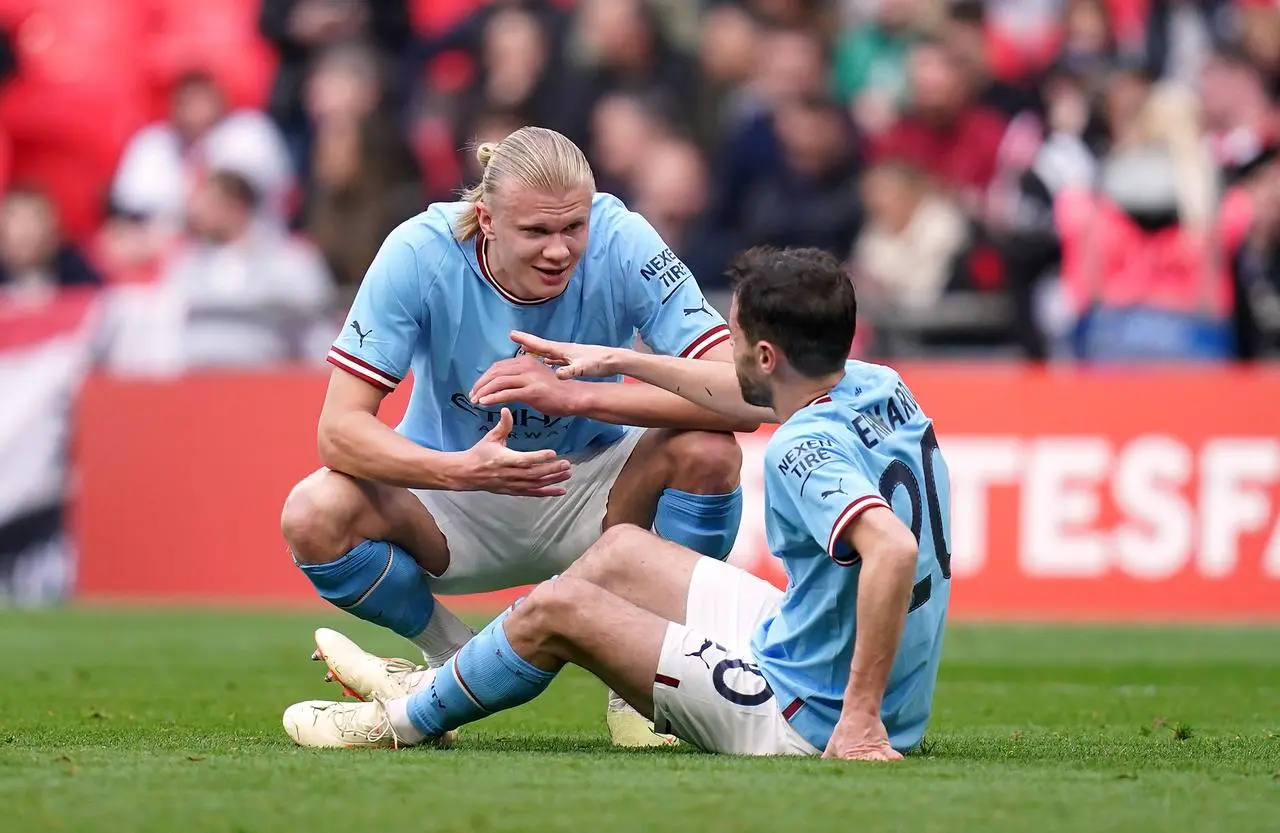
left=617, top=429, right=744, bottom=561
left=280, top=469, right=475, bottom=672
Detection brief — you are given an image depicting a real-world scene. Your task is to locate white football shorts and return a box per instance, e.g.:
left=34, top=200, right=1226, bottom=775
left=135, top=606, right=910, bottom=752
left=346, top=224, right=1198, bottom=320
left=651, top=557, right=821, bottom=757
left=411, top=427, right=645, bottom=595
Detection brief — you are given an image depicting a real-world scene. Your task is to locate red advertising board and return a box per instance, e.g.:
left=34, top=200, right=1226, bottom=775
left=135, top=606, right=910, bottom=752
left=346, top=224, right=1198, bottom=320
left=72, top=366, right=1280, bottom=621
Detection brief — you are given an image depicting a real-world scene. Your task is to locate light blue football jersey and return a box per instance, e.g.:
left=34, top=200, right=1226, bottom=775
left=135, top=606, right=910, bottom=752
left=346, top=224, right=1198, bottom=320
left=751, top=360, right=952, bottom=753
left=326, top=193, right=730, bottom=455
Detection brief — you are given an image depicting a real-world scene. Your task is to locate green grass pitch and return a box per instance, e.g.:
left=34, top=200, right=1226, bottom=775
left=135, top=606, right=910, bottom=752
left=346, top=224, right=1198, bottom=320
left=0, top=608, right=1276, bottom=832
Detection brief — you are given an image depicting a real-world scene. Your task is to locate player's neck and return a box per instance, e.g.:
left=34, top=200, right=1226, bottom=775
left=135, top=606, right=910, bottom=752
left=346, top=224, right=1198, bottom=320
left=484, top=240, right=544, bottom=303
left=771, top=371, right=845, bottom=423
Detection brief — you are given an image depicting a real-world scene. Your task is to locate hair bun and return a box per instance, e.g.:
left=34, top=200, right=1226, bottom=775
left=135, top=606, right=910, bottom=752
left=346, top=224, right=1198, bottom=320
left=476, top=142, right=499, bottom=169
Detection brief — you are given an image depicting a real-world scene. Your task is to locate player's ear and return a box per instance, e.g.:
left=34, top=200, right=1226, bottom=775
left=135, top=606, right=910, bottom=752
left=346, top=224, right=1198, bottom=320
left=757, top=340, right=777, bottom=374
left=476, top=201, right=496, bottom=239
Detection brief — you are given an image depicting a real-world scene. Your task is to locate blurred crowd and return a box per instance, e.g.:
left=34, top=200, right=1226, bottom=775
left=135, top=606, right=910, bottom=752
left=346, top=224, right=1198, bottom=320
left=3, top=0, right=1280, bottom=365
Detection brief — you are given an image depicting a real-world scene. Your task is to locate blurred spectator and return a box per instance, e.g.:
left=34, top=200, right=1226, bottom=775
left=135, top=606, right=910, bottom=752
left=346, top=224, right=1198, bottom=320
left=631, top=136, right=735, bottom=288
left=1058, top=0, right=1124, bottom=102
left=160, top=170, right=336, bottom=369
left=1234, top=152, right=1280, bottom=357
left=852, top=161, right=969, bottom=311
left=982, top=0, right=1068, bottom=83
left=451, top=5, right=568, bottom=146
left=589, top=91, right=675, bottom=203
left=944, top=0, right=1043, bottom=118
left=414, top=0, right=574, bottom=86
left=1054, top=83, right=1250, bottom=361
left=870, top=39, right=1008, bottom=209
left=560, top=0, right=698, bottom=146
left=259, top=0, right=412, bottom=162
left=298, top=115, right=422, bottom=300
left=731, top=94, right=863, bottom=256
left=832, top=0, right=921, bottom=135
left=1142, top=0, right=1225, bottom=89
left=692, top=2, right=761, bottom=151
left=710, top=25, right=828, bottom=237
left=88, top=208, right=175, bottom=288
left=1201, top=47, right=1279, bottom=176
left=300, top=41, right=419, bottom=191
left=109, top=69, right=295, bottom=241
left=1237, top=1, right=1280, bottom=95
left=0, top=188, right=103, bottom=305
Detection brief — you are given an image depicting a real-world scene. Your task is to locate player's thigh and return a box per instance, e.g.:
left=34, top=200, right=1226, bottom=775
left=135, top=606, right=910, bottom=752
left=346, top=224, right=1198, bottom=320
left=683, top=556, right=784, bottom=653
left=651, top=623, right=818, bottom=757
left=529, top=428, right=646, bottom=574
left=563, top=524, right=703, bottom=624
left=281, top=467, right=448, bottom=572
left=412, top=486, right=553, bottom=594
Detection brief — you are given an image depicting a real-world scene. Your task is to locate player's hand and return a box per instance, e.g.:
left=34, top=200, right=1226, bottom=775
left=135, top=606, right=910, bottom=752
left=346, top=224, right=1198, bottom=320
left=453, top=408, right=572, bottom=497
left=508, top=331, right=623, bottom=380
left=822, top=709, right=904, bottom=762
left=470, top=355, right=588, bottom=417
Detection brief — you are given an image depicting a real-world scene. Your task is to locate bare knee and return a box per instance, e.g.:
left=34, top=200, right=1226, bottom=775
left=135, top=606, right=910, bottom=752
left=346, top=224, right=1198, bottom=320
left=505, top=577, right=593, bottom=661
left=663, top=430, right=742, bottom=493
left=568, top=523, right=652, bottom=587
left=280, top=470, right=369, bottom=564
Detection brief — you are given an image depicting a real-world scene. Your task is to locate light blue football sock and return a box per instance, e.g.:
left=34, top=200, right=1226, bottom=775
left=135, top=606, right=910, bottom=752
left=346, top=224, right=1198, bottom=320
left=405, top=607, right=556, bottom=736
left=653, top=486, right=743, bottom=560
left=297, top=540, right=435, bottom=638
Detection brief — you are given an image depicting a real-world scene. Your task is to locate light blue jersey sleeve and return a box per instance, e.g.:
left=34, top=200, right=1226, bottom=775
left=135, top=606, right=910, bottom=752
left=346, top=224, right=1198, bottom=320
left=768, top=422, right=892, bottom=564
left=326, top=226, right=429, bottom=393
left=601, top=198, right=731, bottom=359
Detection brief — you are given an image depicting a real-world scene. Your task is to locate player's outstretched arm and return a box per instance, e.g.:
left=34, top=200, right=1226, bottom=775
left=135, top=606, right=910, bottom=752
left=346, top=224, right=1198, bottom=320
left=826, top=507, right=919, bottom=762
left=508, top=331, right=777, bottom=426
left=318, top=369, right=572, bottom=496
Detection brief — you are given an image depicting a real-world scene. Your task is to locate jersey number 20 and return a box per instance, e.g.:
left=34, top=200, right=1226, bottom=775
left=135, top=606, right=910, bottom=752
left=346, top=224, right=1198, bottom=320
left=876, top=424, right=951, bottom=579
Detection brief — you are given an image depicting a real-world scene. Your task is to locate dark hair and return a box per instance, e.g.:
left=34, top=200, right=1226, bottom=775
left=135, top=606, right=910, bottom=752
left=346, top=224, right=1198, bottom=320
left=949, top=1, right=986, bottom=25
left=728, top=246, right=856, bottom=377
left=173, top=68, right=220, bottom=95
left=206, top=169, right=260, bottom=210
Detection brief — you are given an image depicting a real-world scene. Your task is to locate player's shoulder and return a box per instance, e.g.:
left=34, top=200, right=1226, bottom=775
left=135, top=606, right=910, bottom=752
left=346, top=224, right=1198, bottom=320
left=766, top=406, right=846, bottom=468
left=375, top=202, right=471, bottom=281
left=589, top=191, right=630, bottom=221
left=587, top=192, right=647, bottom=241
left=834, top=359, right=926, bottom=412
left=386, top=202, right=467, bottom=251
left=837, top=359, right=909, bottom=399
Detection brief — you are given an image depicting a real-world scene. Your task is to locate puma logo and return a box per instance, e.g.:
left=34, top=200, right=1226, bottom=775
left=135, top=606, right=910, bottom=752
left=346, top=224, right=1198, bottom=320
left=821, top=480, right=848, bottom=501
left=350, top=320, right=372, bottom=348
left=685, top=639, right=723, bottom=669
left=683, top=300, right=713, bottom=317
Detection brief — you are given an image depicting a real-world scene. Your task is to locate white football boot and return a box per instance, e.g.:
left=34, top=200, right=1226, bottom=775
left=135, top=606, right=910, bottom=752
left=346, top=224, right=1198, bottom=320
left=282, top=697, right=449, bottom=749
left=606, top=691, right=679, bottom=748
left=310, top=627, right=457, bottom=747
left=311, top=627, right=435, bottom=700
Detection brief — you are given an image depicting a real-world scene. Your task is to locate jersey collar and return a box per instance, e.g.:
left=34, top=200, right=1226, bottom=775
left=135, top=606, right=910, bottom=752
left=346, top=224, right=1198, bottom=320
left=475, top=237, right=555, bottom=306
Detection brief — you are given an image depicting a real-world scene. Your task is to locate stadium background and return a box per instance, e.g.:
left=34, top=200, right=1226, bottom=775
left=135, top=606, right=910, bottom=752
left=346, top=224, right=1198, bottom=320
left=1, top=0, right=1278, bottom=622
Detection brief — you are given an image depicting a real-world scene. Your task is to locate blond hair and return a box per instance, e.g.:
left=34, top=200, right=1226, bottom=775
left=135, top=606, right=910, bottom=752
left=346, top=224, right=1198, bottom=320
left=455, top=127, right=596, bottom=240
left=1129, top=82, right=1218, bottom=228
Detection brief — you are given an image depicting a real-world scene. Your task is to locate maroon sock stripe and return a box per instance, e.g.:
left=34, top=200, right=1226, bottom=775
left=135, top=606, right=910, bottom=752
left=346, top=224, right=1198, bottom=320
left=452, top=662, right=490, bottom=713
